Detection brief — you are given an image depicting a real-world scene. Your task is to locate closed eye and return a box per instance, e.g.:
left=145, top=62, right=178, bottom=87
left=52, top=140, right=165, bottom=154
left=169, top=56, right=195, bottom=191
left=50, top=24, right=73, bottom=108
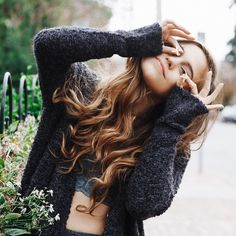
left=179, top=66, right=188, bottom=76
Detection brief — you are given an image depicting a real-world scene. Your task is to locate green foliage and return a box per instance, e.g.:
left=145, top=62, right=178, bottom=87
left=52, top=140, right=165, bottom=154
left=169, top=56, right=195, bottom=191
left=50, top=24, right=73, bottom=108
left=0, top=0, right=114, bottom=81
left=0, top=0, right=68, bottom=80
left=0, top=0, right=114, bottom=125
left=0, top=114, right=59, bottom=235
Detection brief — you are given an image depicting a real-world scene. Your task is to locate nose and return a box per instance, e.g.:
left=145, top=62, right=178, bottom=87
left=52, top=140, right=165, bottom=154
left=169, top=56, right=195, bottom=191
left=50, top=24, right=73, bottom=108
left=165, top=55, right=179, bottom=70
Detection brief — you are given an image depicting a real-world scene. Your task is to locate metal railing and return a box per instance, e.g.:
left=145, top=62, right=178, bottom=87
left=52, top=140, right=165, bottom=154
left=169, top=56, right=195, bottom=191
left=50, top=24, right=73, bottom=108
left=0, top=71, right=41, bottom=134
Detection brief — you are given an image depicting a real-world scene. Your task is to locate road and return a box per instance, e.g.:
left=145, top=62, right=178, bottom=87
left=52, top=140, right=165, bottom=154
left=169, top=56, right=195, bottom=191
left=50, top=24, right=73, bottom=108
left=144, top=119, right=236, bottom=236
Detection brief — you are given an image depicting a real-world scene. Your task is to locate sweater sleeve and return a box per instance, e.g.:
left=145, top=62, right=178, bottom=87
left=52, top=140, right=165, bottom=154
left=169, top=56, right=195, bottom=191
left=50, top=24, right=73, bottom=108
left=123, top=86, right=209, bottom=221
left=33, top=22, right=163, bottom=106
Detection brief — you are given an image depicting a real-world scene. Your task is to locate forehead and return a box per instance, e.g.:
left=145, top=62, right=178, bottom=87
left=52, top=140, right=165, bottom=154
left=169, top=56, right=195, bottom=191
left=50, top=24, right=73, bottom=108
left=181, top=43, right=208, bottom=83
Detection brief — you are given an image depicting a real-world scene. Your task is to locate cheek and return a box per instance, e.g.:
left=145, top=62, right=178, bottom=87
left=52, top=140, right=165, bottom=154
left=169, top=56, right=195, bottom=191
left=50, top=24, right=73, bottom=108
left=141, top=59, right=159, bottom=80
left=141, top=58, right=164, bottom=88
left=165, top=69, right=180, bottom=85
left=141, top=59, right=181, bottom=97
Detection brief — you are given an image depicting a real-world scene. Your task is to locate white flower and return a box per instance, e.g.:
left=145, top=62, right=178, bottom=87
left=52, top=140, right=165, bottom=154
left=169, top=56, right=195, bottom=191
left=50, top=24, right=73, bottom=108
left=48, top=218, right=54, bottom=225
left=21, top=207, right=27, bottom=214
left=47, top=189, right=53, bottom=197
left=32, top=189, right=39, bottom=196
left=49, top=204, right=54, bottom=213
left=55, top=213, right=60, bottom=221
left=38, top=190, right=45, bottom=198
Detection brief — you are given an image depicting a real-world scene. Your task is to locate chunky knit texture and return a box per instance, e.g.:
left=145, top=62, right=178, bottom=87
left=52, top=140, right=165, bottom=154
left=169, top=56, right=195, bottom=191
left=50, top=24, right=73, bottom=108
left=19, top=22, right=209, bottom=236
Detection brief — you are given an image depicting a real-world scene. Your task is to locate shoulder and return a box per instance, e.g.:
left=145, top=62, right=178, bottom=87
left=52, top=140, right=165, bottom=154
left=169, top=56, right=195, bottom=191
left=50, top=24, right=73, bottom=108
left=65, top=62, right=102, bottom=99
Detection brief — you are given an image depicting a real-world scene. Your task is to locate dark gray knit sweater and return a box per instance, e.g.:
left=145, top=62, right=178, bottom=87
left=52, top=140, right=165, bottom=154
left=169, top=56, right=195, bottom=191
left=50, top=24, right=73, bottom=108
left=19, top=22, right=209, bottom=236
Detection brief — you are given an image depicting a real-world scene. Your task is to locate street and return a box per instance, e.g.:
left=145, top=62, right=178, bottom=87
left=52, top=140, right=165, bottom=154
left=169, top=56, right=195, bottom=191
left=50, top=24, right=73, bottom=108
left=144, top=119, right=236, bottom=236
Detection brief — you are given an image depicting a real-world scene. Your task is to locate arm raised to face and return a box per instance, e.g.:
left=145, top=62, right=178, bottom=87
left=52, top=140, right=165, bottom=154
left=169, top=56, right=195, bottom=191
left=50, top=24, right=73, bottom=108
left=33, top=23, right=163, bottom=107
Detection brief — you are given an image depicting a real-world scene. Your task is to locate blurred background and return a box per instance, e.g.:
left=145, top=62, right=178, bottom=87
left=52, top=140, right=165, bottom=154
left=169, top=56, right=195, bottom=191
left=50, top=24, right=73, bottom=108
left=0, top=0, right=236, bottom=235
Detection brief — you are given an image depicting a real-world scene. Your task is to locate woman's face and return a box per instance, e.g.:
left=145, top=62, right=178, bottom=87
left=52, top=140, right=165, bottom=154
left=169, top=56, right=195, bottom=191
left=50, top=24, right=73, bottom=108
left=141, top=43, right=209, bottom=99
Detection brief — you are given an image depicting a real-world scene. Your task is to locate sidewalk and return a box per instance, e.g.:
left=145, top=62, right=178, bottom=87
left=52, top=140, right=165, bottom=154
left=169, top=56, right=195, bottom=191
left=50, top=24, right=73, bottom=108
left=143, top=152, right=236, bottom=236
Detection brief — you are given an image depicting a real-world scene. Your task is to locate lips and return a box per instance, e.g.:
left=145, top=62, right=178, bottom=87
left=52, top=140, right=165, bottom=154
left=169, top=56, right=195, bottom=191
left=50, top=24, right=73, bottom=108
left=155, top=57, right=165, bottom=78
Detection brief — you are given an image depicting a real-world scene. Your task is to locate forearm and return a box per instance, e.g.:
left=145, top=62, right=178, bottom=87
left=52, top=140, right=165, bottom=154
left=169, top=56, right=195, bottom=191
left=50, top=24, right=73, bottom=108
left=124, top=86, right=209, bottom=221
left=33, top=22, right=163, bottom=107
left=33, top=22, right=163, bottom=68
left=124, top=122, right=187, bottom=221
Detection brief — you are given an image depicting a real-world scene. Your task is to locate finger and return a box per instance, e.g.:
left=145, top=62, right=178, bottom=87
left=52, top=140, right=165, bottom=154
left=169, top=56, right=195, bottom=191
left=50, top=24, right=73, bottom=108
left=162, top=20, right=191, bottom=34
left=163, top=23, right=186, bottom=37
left=164, top=23, right=176, bottom=31
left=177, top=76, right=186, bottom=88
left=168, top=37, right=184, bottom=55
left=206, top=104, right=224, bottom=111
left=205, top=83, right=224, bottom=104
left=162, top=45, right=180, bottom=55
left=163, top=24, right=180, bottom=42
left=169, top=29, right=195, bottom=40
left=199, top=71, right=212, bottom=97
left=185, top=75, right=198, bottom=95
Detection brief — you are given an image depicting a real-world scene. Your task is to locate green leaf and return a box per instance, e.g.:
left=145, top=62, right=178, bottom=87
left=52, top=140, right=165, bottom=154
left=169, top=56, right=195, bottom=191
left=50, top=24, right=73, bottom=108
left=4, top=213, right=21, bottom=221
left=0, top=193, right=5, bottom=205
left=0, top=158, right=5, bottom=169
left=4, top=228, right=31, bottom=236
left=15, top=156, right=23, bottom=162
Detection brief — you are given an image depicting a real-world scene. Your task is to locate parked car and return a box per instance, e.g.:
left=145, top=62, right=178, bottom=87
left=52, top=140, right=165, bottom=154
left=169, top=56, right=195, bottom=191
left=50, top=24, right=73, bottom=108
left=220, top=105, right=236, bottom=123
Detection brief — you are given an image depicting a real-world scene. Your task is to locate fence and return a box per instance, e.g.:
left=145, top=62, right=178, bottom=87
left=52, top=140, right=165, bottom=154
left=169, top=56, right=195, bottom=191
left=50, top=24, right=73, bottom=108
left=0, top=71, right=42, bottom=134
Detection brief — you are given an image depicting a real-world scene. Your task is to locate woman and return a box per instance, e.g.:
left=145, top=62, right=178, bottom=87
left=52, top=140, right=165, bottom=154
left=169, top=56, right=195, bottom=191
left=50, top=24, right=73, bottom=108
left=19, top=20, right=224, bottom=236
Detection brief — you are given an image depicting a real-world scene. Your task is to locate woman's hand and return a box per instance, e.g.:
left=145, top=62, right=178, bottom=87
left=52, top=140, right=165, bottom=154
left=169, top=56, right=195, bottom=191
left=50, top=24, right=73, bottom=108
left=178, top=71, right=224, bottom=111
left=161, top=19, right=195, bottom=56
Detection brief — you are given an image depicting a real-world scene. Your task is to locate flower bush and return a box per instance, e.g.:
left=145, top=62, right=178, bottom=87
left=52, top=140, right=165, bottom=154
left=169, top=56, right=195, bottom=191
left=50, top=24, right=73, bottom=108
left=0, top=115, right=59, bottom=236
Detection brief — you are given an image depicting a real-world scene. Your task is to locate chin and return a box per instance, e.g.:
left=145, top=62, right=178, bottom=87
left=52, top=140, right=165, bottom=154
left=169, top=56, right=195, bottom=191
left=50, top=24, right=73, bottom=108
left=152, top=86, right=173, bottom=99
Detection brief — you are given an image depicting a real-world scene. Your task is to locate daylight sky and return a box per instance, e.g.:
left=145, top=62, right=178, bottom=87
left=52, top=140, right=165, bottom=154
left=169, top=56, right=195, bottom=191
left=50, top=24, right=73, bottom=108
left=107, top=0, right=236, bottom=62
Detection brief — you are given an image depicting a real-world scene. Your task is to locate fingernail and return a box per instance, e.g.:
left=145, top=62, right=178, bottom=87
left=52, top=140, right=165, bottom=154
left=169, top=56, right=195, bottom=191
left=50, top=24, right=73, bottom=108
left=177, top=47, right=183, bottom=54
left=172, top=49, right=179, bottom=55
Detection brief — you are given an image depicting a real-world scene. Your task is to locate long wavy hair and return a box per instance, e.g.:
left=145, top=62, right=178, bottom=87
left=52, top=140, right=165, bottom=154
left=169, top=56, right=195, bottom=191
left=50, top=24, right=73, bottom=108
left=49, top=39, right=223, bottom=216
